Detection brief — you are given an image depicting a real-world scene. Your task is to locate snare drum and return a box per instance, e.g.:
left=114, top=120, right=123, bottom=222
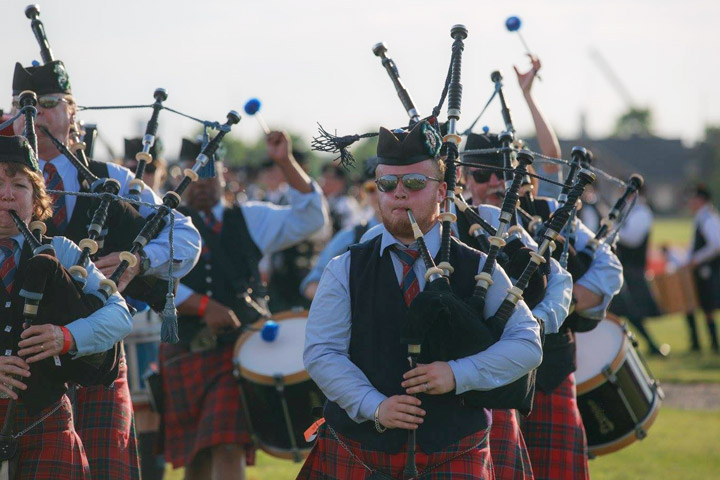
left=233, top=310, right=325, bottom=462
left=124, top=309, right=161, bottom=434
left=575, top=315, right=663, bottom=456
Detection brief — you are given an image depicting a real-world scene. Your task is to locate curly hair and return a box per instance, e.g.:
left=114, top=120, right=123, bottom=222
left=2, top=163, right=53, bottom=221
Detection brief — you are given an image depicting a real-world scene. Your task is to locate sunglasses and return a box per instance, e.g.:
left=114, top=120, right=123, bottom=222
left=12, top=96, right=72, bottom=110
left=470, top=168, right=504, bottom=183
left=375, top=173, right=441, bottom=193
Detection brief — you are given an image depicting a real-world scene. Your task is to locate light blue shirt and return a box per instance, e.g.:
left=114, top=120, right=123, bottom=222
left=38, top=154, right=201, bottom=279
left=304, top=221, right=542, bottom=424
left=299, top=216, right=380, bottom=294
left=475, top=204, right=573, bottom=334
left=542, top=198, right=624, bottom=320
left=176, top=182, right=327, bottom=305
left=1, top=234, right=133, bottom=357
left=690, top=204, right=720, bottom=265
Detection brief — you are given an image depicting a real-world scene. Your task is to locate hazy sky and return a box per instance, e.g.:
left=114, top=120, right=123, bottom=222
left=3, top=0, right=718, bottom=159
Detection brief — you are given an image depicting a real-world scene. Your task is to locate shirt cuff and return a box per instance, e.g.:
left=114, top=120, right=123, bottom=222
left=533, top=309, right=557, bottom=334
left=65, top=322, right=92, bottom=357
left=448, top=359, right=473, bottom=395
left=357, top=390, right=388, bottom=424
left=141, top=244, right=163, bottom=272
left=176, top=283, right=195, bottom=305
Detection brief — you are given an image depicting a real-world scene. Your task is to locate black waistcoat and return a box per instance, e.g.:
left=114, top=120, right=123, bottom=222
left=0, top=241, right=69, bottom=415
left=693, top=221, right=720, bottom=269
left=44, top=161, right=109, bottom=242
left=617, top=234, right=650, bottom=270
left=177, top=205, right=263, bottom=345
left=323, top=235, right=490, bottom=454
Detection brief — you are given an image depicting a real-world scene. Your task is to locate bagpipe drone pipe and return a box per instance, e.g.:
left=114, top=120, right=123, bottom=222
left=22, top=4, right=175, bottom=312
left=22, top=1, right=242, bottom=343
left=569, top=173, right=644, bottom=280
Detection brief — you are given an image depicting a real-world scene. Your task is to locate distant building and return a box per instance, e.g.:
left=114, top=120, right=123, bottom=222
left=524, top=136, right=714, bottom=215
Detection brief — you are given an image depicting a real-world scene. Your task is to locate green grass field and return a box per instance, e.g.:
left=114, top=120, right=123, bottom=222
left=588, top=408, right=720, bottom=480
left=165, top=218, right=719, bottom=479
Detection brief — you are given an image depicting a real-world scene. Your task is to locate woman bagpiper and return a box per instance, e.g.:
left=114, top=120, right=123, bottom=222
left=0, top=135, right=133, bottom=479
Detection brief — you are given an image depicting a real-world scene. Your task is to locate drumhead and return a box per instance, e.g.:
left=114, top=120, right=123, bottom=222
left=234, top=311, right=309, bottom=386
left=574, top=316, right=625, bottom=385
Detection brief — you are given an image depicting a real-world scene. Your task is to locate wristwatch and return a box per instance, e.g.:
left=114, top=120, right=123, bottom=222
left=138, top=248, right=151, bottom=275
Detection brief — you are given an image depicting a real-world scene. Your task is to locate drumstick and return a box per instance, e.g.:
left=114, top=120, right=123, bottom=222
left=244, top=98, right=270, bottom=135
left=505, top=16, right=542, bottom=81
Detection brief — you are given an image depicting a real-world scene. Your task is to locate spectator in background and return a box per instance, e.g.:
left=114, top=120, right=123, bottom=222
left=320, top=163, right=362, bottom=234
left=685, top=184, right=720, bottom=353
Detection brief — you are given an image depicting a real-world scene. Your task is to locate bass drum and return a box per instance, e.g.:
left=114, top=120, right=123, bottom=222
left=233, top=310, right=325, bottom=462
left=574, top=315, right=663, bottom=456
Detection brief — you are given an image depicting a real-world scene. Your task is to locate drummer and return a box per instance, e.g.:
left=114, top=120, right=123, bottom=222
left=158, top=133, right=326, bottom=480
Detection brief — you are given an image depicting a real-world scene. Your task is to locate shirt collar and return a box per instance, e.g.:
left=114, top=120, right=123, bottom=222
left=0, top=233, right=25, bottom=254
left=379, top=221, right=441, bottom=258
left=38, top=153, right=68, bottom=169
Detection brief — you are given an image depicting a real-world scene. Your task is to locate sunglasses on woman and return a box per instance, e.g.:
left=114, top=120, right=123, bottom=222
left=12, top=96, right=72, bottom=110
left=375, top=173, right=441, bottom=193
left=470, top=168, right=504, bottom=183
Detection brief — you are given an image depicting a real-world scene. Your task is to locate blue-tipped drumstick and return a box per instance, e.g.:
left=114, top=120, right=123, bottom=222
left=243, top=98, right=270, bottom=135
left=506, top=16, right=541, bottom=81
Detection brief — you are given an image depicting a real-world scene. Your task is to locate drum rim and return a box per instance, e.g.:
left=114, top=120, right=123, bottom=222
left=587, top=394, right=662, bottom=456
left=576, top=315, right=628, bottom=395
left=233, top=310, right=310, bottom=386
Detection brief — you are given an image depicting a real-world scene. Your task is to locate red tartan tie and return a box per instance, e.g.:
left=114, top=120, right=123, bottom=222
left=394, top=245, right=421, bottom=306
left=204, top=211, right=223, bottom=235
left=42, top=162, right=69, bottom=233
left=0, top=238, right=18, bottom=294
left=200, top=211, right=223, bottom=261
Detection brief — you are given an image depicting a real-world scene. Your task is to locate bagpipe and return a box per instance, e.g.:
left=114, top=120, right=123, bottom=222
left=312, top=25, right=597, bottom=477
left=570, top=173, right=644, bottom=280
left=19, top=3, right=242, bottom=324
left=0, top=94, right=123, bottom=472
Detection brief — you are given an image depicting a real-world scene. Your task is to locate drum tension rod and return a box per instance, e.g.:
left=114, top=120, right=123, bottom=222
left=274, top=374, right=302, bottom=463
left=601, top=365, right=617, bottom=384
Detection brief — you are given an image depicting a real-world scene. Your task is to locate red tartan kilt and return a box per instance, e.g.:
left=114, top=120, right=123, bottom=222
left=520, top=374, right=589, bottom=480
left=0, top=395, right=90, bottom=480
left=296, top=424, right=494, bottom=480
left=490, top=409, right=534, bottom=480
left=74, top=357, right=141, bottom=480
left=159, top=341, right=255, bottom=469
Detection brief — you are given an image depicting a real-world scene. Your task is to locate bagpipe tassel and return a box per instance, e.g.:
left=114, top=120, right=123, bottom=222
left=161, top=292, right=179, bottom=343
